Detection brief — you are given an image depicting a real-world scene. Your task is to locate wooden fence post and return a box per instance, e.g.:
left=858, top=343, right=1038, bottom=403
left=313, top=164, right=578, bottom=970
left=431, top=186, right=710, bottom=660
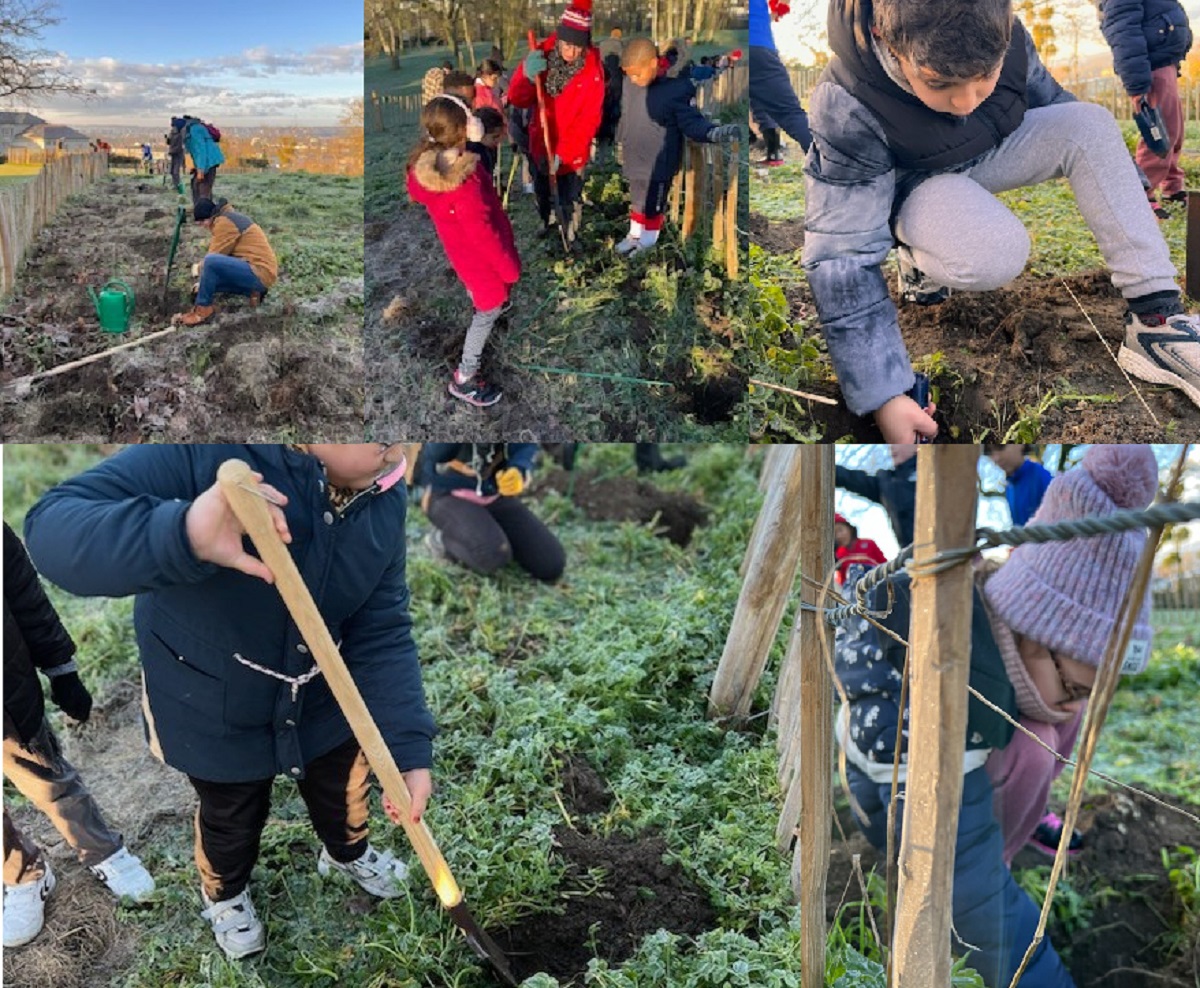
left=712, top=143, right=726, bottom=255
left=775, top=444, right=835, bottom=988
left=891, top=445, right=980, bottom=988
left=709, top=445, right=806, bottom=720
left=725, top=141, right=740, bottom=278
left=371, top=91, right=384, bottom=132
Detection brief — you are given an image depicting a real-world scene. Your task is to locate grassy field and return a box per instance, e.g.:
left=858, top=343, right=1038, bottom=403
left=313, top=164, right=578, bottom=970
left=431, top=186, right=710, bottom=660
left=748, top=120, right=1200, bottom=442
left=365, top=48, right=749, bottom=440
left=3, top=443, right=1198, bottom=988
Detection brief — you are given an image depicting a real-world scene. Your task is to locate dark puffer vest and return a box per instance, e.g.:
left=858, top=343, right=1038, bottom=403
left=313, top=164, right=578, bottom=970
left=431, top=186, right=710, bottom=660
left=823, top=0, right=1029, bottom=172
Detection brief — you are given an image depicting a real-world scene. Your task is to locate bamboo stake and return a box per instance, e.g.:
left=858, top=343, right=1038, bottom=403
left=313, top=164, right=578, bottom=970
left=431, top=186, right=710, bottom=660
left=725, top=140, right=740, bottom=278
left=708, top=446, right=806, bottom=720
left=891, top=445, right=980, bottom=988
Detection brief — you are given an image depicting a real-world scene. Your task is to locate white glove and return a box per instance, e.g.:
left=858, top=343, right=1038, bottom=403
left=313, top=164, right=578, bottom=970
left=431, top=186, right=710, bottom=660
left=467, top=113, right=485, bottom=143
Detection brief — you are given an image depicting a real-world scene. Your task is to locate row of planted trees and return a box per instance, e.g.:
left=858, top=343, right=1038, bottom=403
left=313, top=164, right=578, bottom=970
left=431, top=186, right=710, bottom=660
left=366, top=0, right=732, bottom=70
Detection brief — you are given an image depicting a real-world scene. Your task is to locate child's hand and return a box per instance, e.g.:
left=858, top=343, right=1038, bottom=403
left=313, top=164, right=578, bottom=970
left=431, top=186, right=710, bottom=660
left=523, top=49, right=547, bottom=78
left=382, top=769, right=433, bottom=825
left=186, top=473, right=291, bottom=583
left=875, top=394, right=938, bottom=444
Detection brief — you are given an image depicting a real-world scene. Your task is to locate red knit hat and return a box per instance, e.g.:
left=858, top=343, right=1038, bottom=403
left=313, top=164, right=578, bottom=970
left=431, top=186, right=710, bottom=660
left=834, top=513, right=849, bottom=525
left=559, top=0, right=592, bottom=46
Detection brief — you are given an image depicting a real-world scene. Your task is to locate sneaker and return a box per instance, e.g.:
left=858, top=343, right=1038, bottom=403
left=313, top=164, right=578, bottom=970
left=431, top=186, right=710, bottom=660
left=90, top=846, right=155, bottom=901
left=897, top=254, right=952, bottom=305
left=1165, top=190, right=1188, bottom=206
left=523, top=182, right=535, bottom=194
left=448, top=369, right=502, bottom=407
left=1026, top=812, right=1084, bottom=858
left=615, top=236, right=641, bottom=256
left=3, top=862, right=55, bottom=948
left=200, top=887, right=266, bottom=959
left=1119, top=310, right=1200, bottom=408
left=317, top=844, right=408, bottom=899
left=424, top=528, right=448, bottom=561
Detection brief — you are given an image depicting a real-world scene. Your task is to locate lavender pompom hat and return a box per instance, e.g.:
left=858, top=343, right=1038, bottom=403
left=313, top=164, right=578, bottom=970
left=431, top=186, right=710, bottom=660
left=983, top=444, right=1158, bottom=674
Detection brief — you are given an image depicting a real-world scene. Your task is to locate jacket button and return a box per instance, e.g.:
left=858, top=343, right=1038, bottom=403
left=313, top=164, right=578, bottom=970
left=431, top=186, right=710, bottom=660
left=290, top=766, right=301, bottom=776
left=323, top=511, right=334, bottom=525
left=297, top=643, right=309, bottom=654
left=285, top=718, right=296, bottom=727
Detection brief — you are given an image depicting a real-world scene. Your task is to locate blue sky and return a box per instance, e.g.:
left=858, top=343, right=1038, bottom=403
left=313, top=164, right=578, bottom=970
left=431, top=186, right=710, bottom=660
left=5, top=0, right=362, bottom=127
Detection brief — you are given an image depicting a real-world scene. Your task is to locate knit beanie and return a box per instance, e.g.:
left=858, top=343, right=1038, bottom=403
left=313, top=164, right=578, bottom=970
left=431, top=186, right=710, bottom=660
left=983, top=444, right=1158, bottom=675
left=558, top=0, right=592, bottom=46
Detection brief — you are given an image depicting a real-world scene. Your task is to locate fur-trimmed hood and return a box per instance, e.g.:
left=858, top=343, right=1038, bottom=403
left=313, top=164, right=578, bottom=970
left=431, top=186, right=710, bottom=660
left=410, top=148, right=479, bottom=193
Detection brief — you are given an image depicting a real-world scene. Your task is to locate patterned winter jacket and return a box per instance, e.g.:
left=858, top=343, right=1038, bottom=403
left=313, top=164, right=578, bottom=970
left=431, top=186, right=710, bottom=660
left=834, top=571, right=1018, bottom=781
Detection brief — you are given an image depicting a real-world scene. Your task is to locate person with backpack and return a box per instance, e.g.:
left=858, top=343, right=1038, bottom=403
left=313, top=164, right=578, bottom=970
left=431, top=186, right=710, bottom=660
left=184, top=117, right=225, bottom=205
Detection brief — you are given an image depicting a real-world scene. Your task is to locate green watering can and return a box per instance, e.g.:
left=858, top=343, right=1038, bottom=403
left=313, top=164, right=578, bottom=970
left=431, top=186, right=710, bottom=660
left=88, top=280, right=135, bottom=334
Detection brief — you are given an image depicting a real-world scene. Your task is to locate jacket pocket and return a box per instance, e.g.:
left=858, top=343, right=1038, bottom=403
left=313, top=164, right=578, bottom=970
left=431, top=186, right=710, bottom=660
left=143, top=631, right=227, bottom=728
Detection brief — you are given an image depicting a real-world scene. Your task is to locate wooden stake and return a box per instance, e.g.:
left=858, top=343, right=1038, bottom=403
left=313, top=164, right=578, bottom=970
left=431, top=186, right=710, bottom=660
left=891, top=445, right=980, bottom=988
left=780, top=445, right=836, bottom=988
left=709, top=446, right=805, bottom=720
left=371, top=91, right=384, bottom=133
left=725, top=141, right=740, bottom=278
left=4, top=324, right=186, bottom=393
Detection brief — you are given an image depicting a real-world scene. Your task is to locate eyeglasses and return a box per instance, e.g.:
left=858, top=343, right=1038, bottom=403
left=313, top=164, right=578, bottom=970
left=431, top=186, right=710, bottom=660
left=1049, top=651, right=1093, bottom=705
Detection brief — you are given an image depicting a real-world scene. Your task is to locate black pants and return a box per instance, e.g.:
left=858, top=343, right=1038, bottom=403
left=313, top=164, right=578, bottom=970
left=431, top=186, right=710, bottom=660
left=170, top=153, right=184, bottom=186
left=763, top=127, right=781, bottom=160
left=427, top=493, right=565, bottom=582
left=190, top=165, right=218, bottom=205
left=188, top=735, right=370, bottom=901
left=533, top=168, right=585, bottom=240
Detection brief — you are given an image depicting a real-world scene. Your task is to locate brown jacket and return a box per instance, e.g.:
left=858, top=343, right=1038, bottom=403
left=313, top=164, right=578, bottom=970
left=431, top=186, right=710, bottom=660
left=209, top=205, right=278, bottom=288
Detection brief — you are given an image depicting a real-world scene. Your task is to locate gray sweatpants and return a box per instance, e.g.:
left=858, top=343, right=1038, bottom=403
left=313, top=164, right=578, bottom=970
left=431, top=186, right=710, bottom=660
left=895, top=101, right=1178, bottom=301
left=458, top=305, right=502, bottom=379
left=3, top=720, right=122, bottom=876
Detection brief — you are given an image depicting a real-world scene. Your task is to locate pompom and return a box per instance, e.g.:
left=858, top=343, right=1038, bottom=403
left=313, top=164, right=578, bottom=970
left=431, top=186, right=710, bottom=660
left=1082, top=444, right=1158, bottom=510
left=572, top=0, right=592, bottom=12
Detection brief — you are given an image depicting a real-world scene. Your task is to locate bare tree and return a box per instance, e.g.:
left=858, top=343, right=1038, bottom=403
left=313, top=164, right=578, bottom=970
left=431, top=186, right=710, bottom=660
left=0, top=0, right=90, bottom=100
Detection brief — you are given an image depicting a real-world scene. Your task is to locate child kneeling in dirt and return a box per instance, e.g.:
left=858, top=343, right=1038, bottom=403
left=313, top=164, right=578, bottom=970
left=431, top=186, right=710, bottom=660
left=23, top=444, right=436, bottom=961
left=834, top=443, right=1159, bottom=988
left=804, top=0, right=1200, bottom=443
left=408, top=96, right=520, bottom=408
left=417, top=443, right=565, bottom=583
left=983, top=444, right=1158, bottom=866
left=615, top=38, right=741, bottom=256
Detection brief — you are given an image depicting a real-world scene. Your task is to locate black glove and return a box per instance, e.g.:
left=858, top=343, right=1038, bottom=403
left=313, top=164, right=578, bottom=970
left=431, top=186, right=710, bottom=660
left=50, top=671, right=93, bottom=722
left=708, top=124, right=742, bottom=143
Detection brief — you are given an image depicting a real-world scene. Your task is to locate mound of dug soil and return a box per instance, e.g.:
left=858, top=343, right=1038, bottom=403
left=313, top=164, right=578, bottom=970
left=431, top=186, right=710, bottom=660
left=496, top=826, right=717, bottom=983
left=539, top=469, right=709, bottom=547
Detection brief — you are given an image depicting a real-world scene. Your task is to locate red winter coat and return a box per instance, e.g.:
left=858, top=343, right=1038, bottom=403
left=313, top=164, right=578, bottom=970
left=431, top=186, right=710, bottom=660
left=407, top=148, right=520, bottom=312
left=835, top=537, right=887, bottom=585
left=507, top=34, right=605, bottom=175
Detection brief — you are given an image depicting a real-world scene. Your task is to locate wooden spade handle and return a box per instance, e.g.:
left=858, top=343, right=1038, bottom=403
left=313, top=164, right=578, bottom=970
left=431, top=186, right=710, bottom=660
left=217, top=458, right=463, bottom=908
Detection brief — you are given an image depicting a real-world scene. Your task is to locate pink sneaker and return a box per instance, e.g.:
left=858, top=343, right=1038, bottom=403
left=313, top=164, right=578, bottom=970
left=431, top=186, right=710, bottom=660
left=1026, top=812, right=1084, bottom=858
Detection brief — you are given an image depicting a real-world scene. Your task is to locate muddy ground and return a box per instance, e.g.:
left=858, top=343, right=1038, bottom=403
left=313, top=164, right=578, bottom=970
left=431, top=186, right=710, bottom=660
left=0, top=175, right=363, bottom=441
left=827, top=790, right=1200, bottom=987
left=749, top=213, right=1200, bottom=442
left=538, top=467, right=710, bottom=547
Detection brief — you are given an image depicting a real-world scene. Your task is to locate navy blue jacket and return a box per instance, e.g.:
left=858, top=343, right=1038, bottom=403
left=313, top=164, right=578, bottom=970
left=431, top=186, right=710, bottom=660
left=1100, top=0, right=1193, bottom=96
left=23, top=445, right=436, bottom=783
left=617, top=74, right=716, bottom=183
left=835, top=457, right=918, bottom=547
left=836, top=573, right=1017, bottom=772
left=418, top=443, right=539, bottom=497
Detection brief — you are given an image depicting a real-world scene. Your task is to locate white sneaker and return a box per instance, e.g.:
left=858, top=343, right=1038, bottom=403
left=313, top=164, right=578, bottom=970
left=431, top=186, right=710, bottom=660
left=615, top=236, right=641, bottom=256
left=90, top=846, right=155, bottom=901
left=3, top=862, right=55, bottom=948
left=317, top=844, right=408, bottom=899
left=1119, top=310, right=1200, bottom=409
left=200, top=887, right=266, bottom=959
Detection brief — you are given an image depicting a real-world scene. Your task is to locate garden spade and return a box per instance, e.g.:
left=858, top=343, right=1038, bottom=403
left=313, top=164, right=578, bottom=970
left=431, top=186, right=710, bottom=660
left=162, top=204, right=187, bottom=309
left=528, top=29, right=572, bottom=254
left=216, top=459, right=519, bottom=988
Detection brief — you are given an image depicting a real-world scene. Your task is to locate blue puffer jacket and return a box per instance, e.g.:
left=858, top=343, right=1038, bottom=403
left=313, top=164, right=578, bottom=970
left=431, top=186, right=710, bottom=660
left=184, top=120, right=225, bottom=173
left=418, top=443, right=539, bottom=497
left=1099, top=0, right=1193, bottom=96
left=23, top=445, right=436, bottom=784
left=802, top=9, right=1074, bottom=417
left=749, top=0, right=774, bottom=50
left=835, top=572, right=1017, bottom=774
